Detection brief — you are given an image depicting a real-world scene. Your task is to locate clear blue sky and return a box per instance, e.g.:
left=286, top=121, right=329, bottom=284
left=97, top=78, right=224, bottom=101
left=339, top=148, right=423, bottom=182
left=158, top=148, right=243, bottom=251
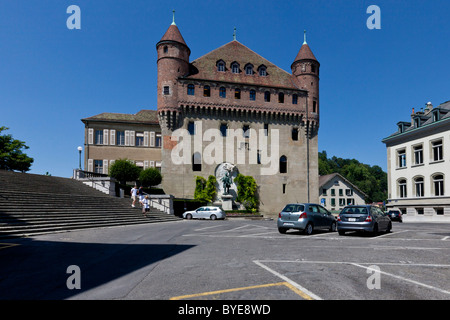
left=1, top=0, right=449, bottom=178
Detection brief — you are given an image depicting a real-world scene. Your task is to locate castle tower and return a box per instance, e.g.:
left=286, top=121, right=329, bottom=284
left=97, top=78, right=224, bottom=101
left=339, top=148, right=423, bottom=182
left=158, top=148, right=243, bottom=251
left=156, top=11, right=190, bottom=131
left=291, top=31, right=320, bottom=128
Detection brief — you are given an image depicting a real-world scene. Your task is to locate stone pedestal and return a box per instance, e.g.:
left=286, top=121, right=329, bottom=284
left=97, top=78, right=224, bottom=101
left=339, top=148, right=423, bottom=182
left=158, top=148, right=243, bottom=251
left=221, top=194, right=234, bottom=211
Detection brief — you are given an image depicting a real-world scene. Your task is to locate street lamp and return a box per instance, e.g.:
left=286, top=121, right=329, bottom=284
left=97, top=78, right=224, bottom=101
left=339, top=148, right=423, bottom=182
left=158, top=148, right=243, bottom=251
left=77, top=146, right=83, bottom=170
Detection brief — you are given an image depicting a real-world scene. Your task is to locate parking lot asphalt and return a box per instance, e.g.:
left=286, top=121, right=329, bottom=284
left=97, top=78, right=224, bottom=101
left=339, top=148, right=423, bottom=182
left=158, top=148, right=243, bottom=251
left=0, top=218, right=449, bottom=301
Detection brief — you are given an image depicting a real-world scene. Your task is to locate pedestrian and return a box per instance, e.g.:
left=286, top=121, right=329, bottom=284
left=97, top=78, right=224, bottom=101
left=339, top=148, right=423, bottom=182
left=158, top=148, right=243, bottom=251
left=140, top=195, right=150, bottom=215
left=138, top=186, right=145, bottom=207
left=130, top=185, right=138, bottom=208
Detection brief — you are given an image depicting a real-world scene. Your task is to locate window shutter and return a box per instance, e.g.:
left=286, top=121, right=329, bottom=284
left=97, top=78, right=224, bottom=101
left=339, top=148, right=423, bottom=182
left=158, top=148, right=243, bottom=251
left=103, top=129, right=109, bottom=145
left=110, top=130, right=116, bottom=145
left=150, top=131, right=155, bottom=147
left=144, top=131, right=149, bottom=147
left=88, top=159, right=93, bottom=172
left=88, top=128, right=93, bottom=145
left=103, top=160, right=109, bottom=174
left=125, top=131, right=130, bottom=146
left=130, top=131, right=135, bottom=146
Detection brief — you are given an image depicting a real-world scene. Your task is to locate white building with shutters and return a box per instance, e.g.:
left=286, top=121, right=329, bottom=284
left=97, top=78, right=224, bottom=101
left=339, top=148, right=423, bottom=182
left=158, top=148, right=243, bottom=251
left=81, top=110, right=162, bottom=175
left=382, top=101, right=450, bottom=222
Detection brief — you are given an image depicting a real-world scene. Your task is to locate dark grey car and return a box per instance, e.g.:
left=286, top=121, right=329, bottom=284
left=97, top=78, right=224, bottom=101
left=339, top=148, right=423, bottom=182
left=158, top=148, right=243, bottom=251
left=277, top=203, right=337, bottom=235
left=337, top=205, right=392, bottom=236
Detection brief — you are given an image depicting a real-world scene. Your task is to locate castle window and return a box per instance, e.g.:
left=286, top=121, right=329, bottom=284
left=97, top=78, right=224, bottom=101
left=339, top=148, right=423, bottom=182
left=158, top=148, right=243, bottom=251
left=249, top=90, right=256, bottom=101
left=203, top=85, right=211, bottom=97
left=163, top=86, right=170, bottom=95
left=163, top=46, right=168, bottom=53
left=278, top=92, right=284, bottom=103
left=188, top=121, right=195, bottom=135
left=243, top=125, right=250, bottom=138
left=292, top=128, right=299, bottom=141
left=219, top=87, right=226, bottom=98
left=264, top=91, right=271, bottom=102
left=259, top=66, right=267, bottom=76
left=245, top=64, right=254, bottom=75
left=280, top=156, right=287, bottom=173
left=192, top=153, right=202, bottom=172
left=220, top=123, right=228, bottom=137
left=313, top=101, right=317, bottom=113
left=217, top=60, right=225, bottom=72
left=292, top=94, right=298, bottom=105
left=235, top=88, right=241, bottom=99
left=187, top=84, right=195, bottom=96
left=231, top=62, right=240, bottom=74
left=311, top=64, right=316, bottom=73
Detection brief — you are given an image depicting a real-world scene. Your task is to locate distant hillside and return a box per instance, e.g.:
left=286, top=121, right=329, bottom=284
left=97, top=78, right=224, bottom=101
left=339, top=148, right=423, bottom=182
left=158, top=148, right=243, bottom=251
left=319, top=151, right=387, bottom=203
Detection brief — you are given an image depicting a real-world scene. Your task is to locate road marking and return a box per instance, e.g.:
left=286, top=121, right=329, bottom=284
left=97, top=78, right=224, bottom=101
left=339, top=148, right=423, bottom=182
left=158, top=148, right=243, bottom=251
left=351, top=263, right=450, bottom=296
left=0, top=243, right=20, bottom=250
left=194, top=225, right=223, bottom=231
left=169, top=281, right=308, bottom=300
left=371, top=230, right=410, bottom=239
left=442, top=236, right=450, bottom=241
left=253, top=260, right=322, bottom=300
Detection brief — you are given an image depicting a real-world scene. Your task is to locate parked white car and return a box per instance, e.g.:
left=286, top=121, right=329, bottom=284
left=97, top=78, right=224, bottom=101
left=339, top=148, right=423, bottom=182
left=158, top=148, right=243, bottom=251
left=183, top=206, right=226, bottom=220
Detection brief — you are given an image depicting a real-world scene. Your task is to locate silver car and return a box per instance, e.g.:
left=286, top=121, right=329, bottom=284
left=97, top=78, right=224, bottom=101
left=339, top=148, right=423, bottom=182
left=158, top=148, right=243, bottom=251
left=277, top=203, right=337, bottom=235
left=183, top=206, right=226, bottom=220
left=337, top=205, right=392, bottom=236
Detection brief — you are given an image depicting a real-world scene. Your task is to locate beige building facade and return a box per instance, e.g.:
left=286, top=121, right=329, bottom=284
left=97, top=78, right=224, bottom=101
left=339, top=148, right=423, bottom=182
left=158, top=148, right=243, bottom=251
left=382, top=101, right=450, bottom=222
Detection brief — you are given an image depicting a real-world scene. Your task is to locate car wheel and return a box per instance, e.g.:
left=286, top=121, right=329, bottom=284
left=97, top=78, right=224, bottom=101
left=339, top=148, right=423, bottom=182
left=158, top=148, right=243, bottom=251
left=386, top=221, right=392, bottom=233
left=372, top=223, right=379, bottom=236
left=186, top=213, right=192, bottom=220
left=210, top=214, right=217, bottom=220
left=338, top=230, right=346, bottom=236
left=278, top=227, right=287, bottom=234
left=304, top=223, right=313, bottom=236
left=329, top=222, right=337, bottom=232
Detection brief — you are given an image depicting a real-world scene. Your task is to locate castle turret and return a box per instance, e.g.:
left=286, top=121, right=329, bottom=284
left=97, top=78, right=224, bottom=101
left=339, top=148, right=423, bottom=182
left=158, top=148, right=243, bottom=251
left=291, top=31, right=320, bottom=124
left=156, top=11, right=190, bottom=118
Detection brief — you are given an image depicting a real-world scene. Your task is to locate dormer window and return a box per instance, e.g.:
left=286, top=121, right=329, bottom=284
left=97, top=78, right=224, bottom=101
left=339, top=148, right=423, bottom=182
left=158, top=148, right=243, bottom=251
left=231, top=62, right=240, bottom=74
left=258, top=65, right=267, bottom=76
left=433, top=110, right=440, bottom=122
left=217, top=60, right=225, bottom=72
left=245, top=64, right=254, bottom=75
left=414, top=117, right=421, bottom=128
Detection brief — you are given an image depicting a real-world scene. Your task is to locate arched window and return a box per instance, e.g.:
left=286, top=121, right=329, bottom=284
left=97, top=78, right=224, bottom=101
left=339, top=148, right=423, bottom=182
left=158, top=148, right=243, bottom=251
left=292, top=94, right=298, bottom=105
left=414, top=177, right=424, bottom=197
left=192, top=153, right=202, bottom=172
left=219, top=87, right=226, bottom=98
left=231, top=62, right=240, bottom=74
left=203, top=85, right=211, bottom=97
left=187, top=84, right=195, bottom=96
left=217, top=60, right=225, bottom=72
left=249, top=89, right=256, bottom=101
left=264, top=91, right=271, bottom=102
left=433, top=174, right=444, bottom=196
left=280, top=156, right=287, bottom=173
left=245, top=64, right=254, bottom=75
left=278, top=92, right=285, bottom=103
left=235, top=88, right=241, bottom=99
left=258, top=65, right=267, bottom=76
left=398, top=179, right=407, bottom=198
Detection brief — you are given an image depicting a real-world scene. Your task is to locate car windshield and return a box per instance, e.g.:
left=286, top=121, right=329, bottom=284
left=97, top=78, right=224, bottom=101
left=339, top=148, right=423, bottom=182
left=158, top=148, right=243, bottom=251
left=341, top=207, right=368, bottom=215
left=282, top=204, right=305, bottom=212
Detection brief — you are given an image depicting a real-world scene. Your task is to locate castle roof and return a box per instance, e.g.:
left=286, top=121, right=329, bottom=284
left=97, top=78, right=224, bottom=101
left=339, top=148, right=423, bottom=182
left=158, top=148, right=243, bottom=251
left=183, top=40, right=302, bottom=91
left=293, top=43, right=318, bottom=62
left=157, top=24, right=188, bottom=48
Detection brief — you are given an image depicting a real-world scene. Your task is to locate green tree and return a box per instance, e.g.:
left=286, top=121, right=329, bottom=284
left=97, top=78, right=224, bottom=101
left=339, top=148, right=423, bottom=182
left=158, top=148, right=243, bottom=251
left=108, top=159, right=141, bottom=185
left=0, top=126, right=34, bottom=172
left=235, top=174, right=258, bottom=210
left=139, top=167, right=163, bottom=188
left=194, top=175, right=217, bottom=202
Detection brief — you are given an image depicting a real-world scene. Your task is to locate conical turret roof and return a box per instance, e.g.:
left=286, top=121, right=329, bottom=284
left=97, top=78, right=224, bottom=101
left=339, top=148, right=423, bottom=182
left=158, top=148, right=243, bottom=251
left=158, top=24, right=188, bottom=47
left=294, top=43, right=318, bottom=62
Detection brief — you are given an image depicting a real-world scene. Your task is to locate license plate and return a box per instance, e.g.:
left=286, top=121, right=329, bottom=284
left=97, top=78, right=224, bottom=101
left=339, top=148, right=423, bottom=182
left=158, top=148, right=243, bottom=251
left=348, top=218, right=356, bottom=222
left=391, top=214, right=395, bottom=217
left=284, top=223, right=294, bottom=227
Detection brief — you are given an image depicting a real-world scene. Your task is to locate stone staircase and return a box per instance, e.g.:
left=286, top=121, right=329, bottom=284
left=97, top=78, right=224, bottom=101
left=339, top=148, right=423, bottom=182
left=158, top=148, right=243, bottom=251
left=0, top=170, right=180, bottom=238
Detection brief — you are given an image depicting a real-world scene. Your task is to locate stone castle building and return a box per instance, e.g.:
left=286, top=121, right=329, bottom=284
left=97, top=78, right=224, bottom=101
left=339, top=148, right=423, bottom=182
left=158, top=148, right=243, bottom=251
left=82, top=18, right=321, bottom=216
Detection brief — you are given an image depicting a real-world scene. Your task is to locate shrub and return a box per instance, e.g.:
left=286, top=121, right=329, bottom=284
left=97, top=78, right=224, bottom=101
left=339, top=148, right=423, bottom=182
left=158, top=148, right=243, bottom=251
left=194, top=175, right=217, bottom=202
left=139, top=167, right=162, bottom=188
left=235, top=174, right=258, bottom=210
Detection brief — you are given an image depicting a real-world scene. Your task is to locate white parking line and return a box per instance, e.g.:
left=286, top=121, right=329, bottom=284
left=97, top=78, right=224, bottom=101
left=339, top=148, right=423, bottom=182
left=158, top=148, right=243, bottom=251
left=442, top=236, right=450, bottom=241
left=253, top=260, right=323, bottom=300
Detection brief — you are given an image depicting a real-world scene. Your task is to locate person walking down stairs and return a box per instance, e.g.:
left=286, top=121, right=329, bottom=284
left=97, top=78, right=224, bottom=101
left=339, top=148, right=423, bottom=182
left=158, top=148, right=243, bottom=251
left=131, top=186, right=138, bottom=207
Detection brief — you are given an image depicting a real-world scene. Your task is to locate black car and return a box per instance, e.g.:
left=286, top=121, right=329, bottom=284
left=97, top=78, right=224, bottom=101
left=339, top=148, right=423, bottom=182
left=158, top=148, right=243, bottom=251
left=387, top=210, right=403, bottom=222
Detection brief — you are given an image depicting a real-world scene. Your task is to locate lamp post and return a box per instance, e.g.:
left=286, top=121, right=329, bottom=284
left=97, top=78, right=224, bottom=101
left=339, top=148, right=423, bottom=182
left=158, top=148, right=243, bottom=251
left=77, top=146, right=83, bottom=170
